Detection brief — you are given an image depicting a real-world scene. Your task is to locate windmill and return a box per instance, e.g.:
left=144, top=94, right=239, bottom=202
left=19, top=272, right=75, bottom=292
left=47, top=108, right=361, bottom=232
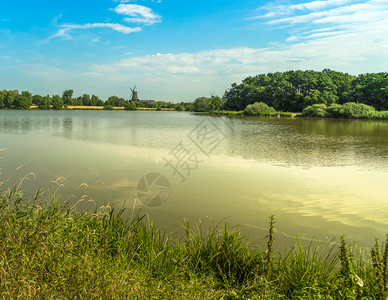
left=130, top=85, right=139, bottom=101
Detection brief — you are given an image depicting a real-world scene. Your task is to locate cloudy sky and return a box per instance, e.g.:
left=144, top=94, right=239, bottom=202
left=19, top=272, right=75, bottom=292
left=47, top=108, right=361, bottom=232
left=1, top=0, right=387, bottom=102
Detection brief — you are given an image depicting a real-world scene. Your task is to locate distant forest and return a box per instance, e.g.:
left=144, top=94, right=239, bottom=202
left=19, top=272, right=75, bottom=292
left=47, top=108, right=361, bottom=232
left=1, top=70, right=388, bottom=113
left=223, top=69, right=388, bottom=112
left=0, top=89, right=187, bottom=111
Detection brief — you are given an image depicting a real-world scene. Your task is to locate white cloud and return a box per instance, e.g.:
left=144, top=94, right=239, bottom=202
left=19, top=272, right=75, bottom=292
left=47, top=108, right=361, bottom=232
left=48, top=28, right=72, bottom=40
left=15, top=31, right=388, bottom=101
left=49, top=23, right=142, bottom=40
left=113, top=0, right=162, bottom=3
left=32, top=0, right=388, bottom=101
left=49, top=2, right=160, bottom=40
left=254, top=0, right=388, bottom=46
left=290, top=0, right=353, bottom=11
left=63, top=23, right=142, bottom=34
left=75, top=31, right=387, bottom=100
left=114, top=4, right=161, bottom=25
left=255, top=0, right=353, bottom=19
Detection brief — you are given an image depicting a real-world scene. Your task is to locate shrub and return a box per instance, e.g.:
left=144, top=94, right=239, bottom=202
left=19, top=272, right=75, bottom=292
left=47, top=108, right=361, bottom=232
left=243, top=102, right=276, bottom=116
left=301, top=104, right=327, bottom=117
left=279, top=112, right=293, bottom=118
left=342, top=102, right=375, bottom=118
left=175, top=104, right=185, bottom=111
left=326, top=104, right=345, bottom=118
left=361, top=110, right=388, bottom=120
left=124, top=101, right=137, bottom=111
left=103, top=105, right=115, bottom=110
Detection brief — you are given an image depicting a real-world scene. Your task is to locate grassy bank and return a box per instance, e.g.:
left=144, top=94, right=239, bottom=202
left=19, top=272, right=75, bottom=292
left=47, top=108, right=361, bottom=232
left=209, top=110, right=298, bottom=118
left=1, top=181, right=387, bottom=299
left=28, top=105, right=176, bottom=111
left=301, top=103, right=388, bottom=120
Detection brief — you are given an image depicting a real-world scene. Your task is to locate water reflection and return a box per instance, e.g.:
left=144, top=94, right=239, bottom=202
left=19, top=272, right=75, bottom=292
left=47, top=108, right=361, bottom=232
left=222, top=117, right=388, bottom=169
left=0, top=110, right=388, bottom=247
left=1, top=111, right=386, bottom=170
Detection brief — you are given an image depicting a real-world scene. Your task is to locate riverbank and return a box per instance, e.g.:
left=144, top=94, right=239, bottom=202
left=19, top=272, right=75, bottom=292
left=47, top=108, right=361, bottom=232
left=4, top=104, right=387, bottom=120
left=1, top=181, right=386, bottom=299
left=29, top=105, right=175, bottom=111
left=209, top=110, right=299, bottom=118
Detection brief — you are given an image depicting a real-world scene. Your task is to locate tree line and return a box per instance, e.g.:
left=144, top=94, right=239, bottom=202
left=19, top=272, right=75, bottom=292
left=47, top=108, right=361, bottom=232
left=223, top=70, right=388, bottom=112
left=0, top=89, right=188, bottom=110
left=2, top=70, right=387, bottom=113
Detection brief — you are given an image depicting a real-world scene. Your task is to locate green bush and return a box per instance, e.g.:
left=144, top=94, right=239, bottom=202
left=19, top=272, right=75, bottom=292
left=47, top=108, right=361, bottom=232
left=342, top=102, right=375, bottom=118
left=124, top=101, right=137, bottom=111
left=303, top=102, right=378, bottom=119
left=243, top=102, right=276, bottom=116
left=174, top=104, right=185, bottom=111
left=51, top=95, right=64, bottom=110
left=279, top=112, right=293, bottom=118
left=326, top=103, right=345, bottom=118
left=361, top=110, right=388, bottom=120
left=326, top=102, right=375, bottom=118
left=301, top=104, right=327, bottom=117
left=103, top=105, right=115, bottom=110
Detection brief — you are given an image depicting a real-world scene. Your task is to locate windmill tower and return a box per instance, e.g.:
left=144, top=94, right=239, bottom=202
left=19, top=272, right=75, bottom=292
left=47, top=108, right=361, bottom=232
left=130, top=85, right=139, bottom=101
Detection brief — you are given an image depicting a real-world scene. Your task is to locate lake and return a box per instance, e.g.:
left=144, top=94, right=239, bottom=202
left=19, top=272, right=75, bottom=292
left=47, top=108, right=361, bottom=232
left=1, top=110, right=387, bottom=248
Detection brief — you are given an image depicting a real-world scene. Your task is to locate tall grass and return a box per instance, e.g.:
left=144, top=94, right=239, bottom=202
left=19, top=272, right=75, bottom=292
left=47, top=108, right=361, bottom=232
left=361, top=110, right=388, bottom=120
left=1, top=178, right=387, bottom=298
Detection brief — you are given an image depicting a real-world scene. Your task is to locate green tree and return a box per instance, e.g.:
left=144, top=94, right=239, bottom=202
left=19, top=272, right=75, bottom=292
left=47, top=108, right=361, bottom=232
left=72, top=97, right=83, bottom=106
left=106, top=96, right=125, bottom=107
left=175, top=104, right=185, bottom=111
left=4, top=90, right=17, bottom=108
left=192, top=96, right=224, bottom=112
left=51, top=95, right=63, bottom=110
left=38, top=95, right=52, bottom=110
left=0, top=90, right=6, bottom=108
left=124, top=101, right=137, bottom=110
left=193, top=97, right=212, bottom=112
left=32, top=95, right=43, bottom=106
left=223, top=70, right=356, bottom=112
left=14, top=91, right=32, bottom=109
left=82, top=94, right=91, bottom=106
left=209, top=96, right=225, bottom=111
left=91, top=95, right=104, bottom=106
left=62, top=90, right=73, bottom=105
left=349, top=73, right=388, bottom=110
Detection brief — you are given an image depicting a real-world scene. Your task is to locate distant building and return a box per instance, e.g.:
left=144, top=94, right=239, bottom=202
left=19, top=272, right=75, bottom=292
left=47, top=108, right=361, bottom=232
left=130, top=85, right=155, bottom=105
left=131, top=90, right=139, bottom=101
left=133, top=100, right=155, bottom=104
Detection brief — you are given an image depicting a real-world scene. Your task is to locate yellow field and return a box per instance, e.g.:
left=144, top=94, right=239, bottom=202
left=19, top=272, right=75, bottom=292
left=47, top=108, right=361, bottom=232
left=30, top=105, right=175, bottom=111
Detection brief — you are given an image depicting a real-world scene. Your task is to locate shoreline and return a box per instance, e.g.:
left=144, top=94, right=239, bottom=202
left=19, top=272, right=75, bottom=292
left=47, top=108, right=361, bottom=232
left=1, top=186, right=386, bottom=298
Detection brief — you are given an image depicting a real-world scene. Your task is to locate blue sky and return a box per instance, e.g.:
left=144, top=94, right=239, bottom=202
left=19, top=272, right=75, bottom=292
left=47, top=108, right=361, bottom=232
left=1, top=0, right=388, bottom=102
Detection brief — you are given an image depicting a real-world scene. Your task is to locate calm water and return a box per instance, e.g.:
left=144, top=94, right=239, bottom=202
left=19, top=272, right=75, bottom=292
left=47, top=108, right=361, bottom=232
left=1, top=110, right=388, bottom=248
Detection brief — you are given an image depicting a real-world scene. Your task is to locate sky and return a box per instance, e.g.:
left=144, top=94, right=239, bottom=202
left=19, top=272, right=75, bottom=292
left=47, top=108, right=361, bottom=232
left=1, top=0, right=388, bottom=102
